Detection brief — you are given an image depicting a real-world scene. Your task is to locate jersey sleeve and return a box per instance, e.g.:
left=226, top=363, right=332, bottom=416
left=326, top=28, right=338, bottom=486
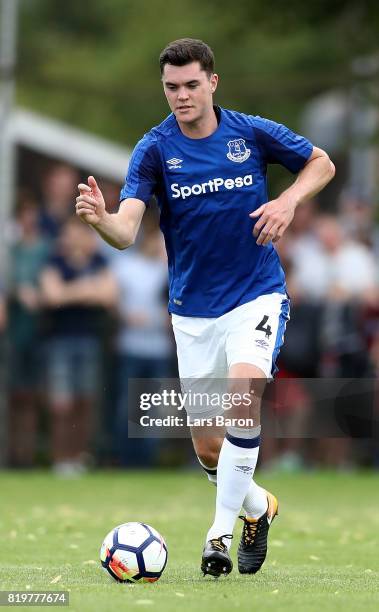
left=119, top=136, right=161, bottom=204
left=252, top=116, right=313, bottom=174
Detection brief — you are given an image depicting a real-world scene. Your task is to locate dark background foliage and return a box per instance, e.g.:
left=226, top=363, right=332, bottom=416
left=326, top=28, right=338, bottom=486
left=18, top=0, right=379, bottom=145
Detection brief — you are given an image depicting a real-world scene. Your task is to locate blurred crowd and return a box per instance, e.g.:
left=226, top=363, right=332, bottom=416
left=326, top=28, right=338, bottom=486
left=1, top=162, right=378, bottom=474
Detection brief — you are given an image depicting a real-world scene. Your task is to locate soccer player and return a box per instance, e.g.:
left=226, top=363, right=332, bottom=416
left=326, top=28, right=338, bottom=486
left=76, top=38, right=335, bottom=577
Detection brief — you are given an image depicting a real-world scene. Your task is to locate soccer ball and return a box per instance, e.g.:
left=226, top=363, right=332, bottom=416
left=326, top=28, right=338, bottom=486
left=100, top=522, right=168, bottom=583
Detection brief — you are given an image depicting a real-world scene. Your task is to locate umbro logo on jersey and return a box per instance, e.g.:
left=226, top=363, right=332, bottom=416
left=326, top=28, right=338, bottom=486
left=227, top=139, right=251, bottom=163
left=166, top=157, right=183, bottom=169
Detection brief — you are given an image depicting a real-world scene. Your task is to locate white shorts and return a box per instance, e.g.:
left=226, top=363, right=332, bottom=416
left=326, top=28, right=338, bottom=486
left=171, top=293, right=290, bottom=417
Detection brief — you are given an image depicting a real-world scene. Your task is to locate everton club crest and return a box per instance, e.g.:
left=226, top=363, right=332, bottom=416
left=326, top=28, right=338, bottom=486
left=227, top=138, right=251, bottom=163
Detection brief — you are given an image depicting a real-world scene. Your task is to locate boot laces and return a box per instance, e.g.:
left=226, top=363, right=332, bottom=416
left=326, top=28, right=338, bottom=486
left=210, top=534, right=233, bottom=552
left=239, top=515, right=258, bottom=545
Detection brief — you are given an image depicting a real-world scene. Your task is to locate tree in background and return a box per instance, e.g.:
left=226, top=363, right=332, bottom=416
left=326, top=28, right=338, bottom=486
left=18, top=0, right=379, bottom=145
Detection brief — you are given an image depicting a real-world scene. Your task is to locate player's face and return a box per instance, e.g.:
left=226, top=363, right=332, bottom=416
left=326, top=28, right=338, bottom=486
left=162, top=62, right=218, bottom=124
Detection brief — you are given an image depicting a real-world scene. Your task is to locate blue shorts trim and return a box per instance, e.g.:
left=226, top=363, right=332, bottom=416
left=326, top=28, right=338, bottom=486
left=271, top=297, right=290, bottom=377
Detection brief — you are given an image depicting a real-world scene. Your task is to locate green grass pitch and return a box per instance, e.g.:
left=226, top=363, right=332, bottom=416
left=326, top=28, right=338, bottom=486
left=0, top=470, right=378, bottom=611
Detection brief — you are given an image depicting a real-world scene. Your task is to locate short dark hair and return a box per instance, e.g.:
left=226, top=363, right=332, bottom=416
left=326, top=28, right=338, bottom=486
left=159, top=38, right=215, bottom=76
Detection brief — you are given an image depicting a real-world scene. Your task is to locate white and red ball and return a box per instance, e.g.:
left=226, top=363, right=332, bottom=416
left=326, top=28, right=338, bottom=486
left=100, top=522, right=167, bottom=583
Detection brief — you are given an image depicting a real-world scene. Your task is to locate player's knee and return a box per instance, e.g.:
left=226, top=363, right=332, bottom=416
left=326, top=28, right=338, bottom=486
left=227, top=370, right=267, bottom=415
left=196, top=447, right=220, bottom=469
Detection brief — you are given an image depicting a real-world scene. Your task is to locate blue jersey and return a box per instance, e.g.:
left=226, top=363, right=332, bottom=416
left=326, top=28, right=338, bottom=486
left=120, top=107, right=313, bottom=317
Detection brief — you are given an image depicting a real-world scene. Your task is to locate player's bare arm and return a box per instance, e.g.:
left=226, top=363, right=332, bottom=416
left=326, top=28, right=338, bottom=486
left=251, top=146, right=335, bottom=246
left=76, top=175, right=145, bottom=249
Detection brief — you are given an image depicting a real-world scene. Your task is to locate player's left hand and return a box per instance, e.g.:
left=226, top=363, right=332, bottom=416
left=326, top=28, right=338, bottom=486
left=250, top=196, right=296, bottom=246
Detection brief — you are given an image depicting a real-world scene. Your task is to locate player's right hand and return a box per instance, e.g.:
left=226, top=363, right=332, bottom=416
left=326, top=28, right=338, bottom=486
left=76, top=176, right=106, bottom=226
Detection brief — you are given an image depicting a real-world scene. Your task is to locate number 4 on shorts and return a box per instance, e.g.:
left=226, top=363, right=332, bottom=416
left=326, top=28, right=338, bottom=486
left=255, top=315, right=272, bottom=339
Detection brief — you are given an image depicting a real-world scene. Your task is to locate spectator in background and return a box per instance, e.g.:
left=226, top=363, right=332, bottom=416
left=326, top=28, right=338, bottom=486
left=111, top=212, right=174, bottom=466
left=313, top=214, right=378, bottom=468
left=40, top=217, right=118, bottom=476
left=286, top=211, right=377, bottom=376
left=89, top=177, right=123, bottom=462
left=261, top=234, right=318, bottom=471
left=8, top=195, right=51, bottom=467
left=286, top=200, right=331, bottom=302
left=39, top=163, right=79, bottom=240
left=338, top=191, right=379, bottom=257
left=316, top=214, right=377, bottom=302
left=0, top=281, right=7, bottom=468
left=313, top=214, right=377, bottom=376
left=0, top=289, right=6, bottom=336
